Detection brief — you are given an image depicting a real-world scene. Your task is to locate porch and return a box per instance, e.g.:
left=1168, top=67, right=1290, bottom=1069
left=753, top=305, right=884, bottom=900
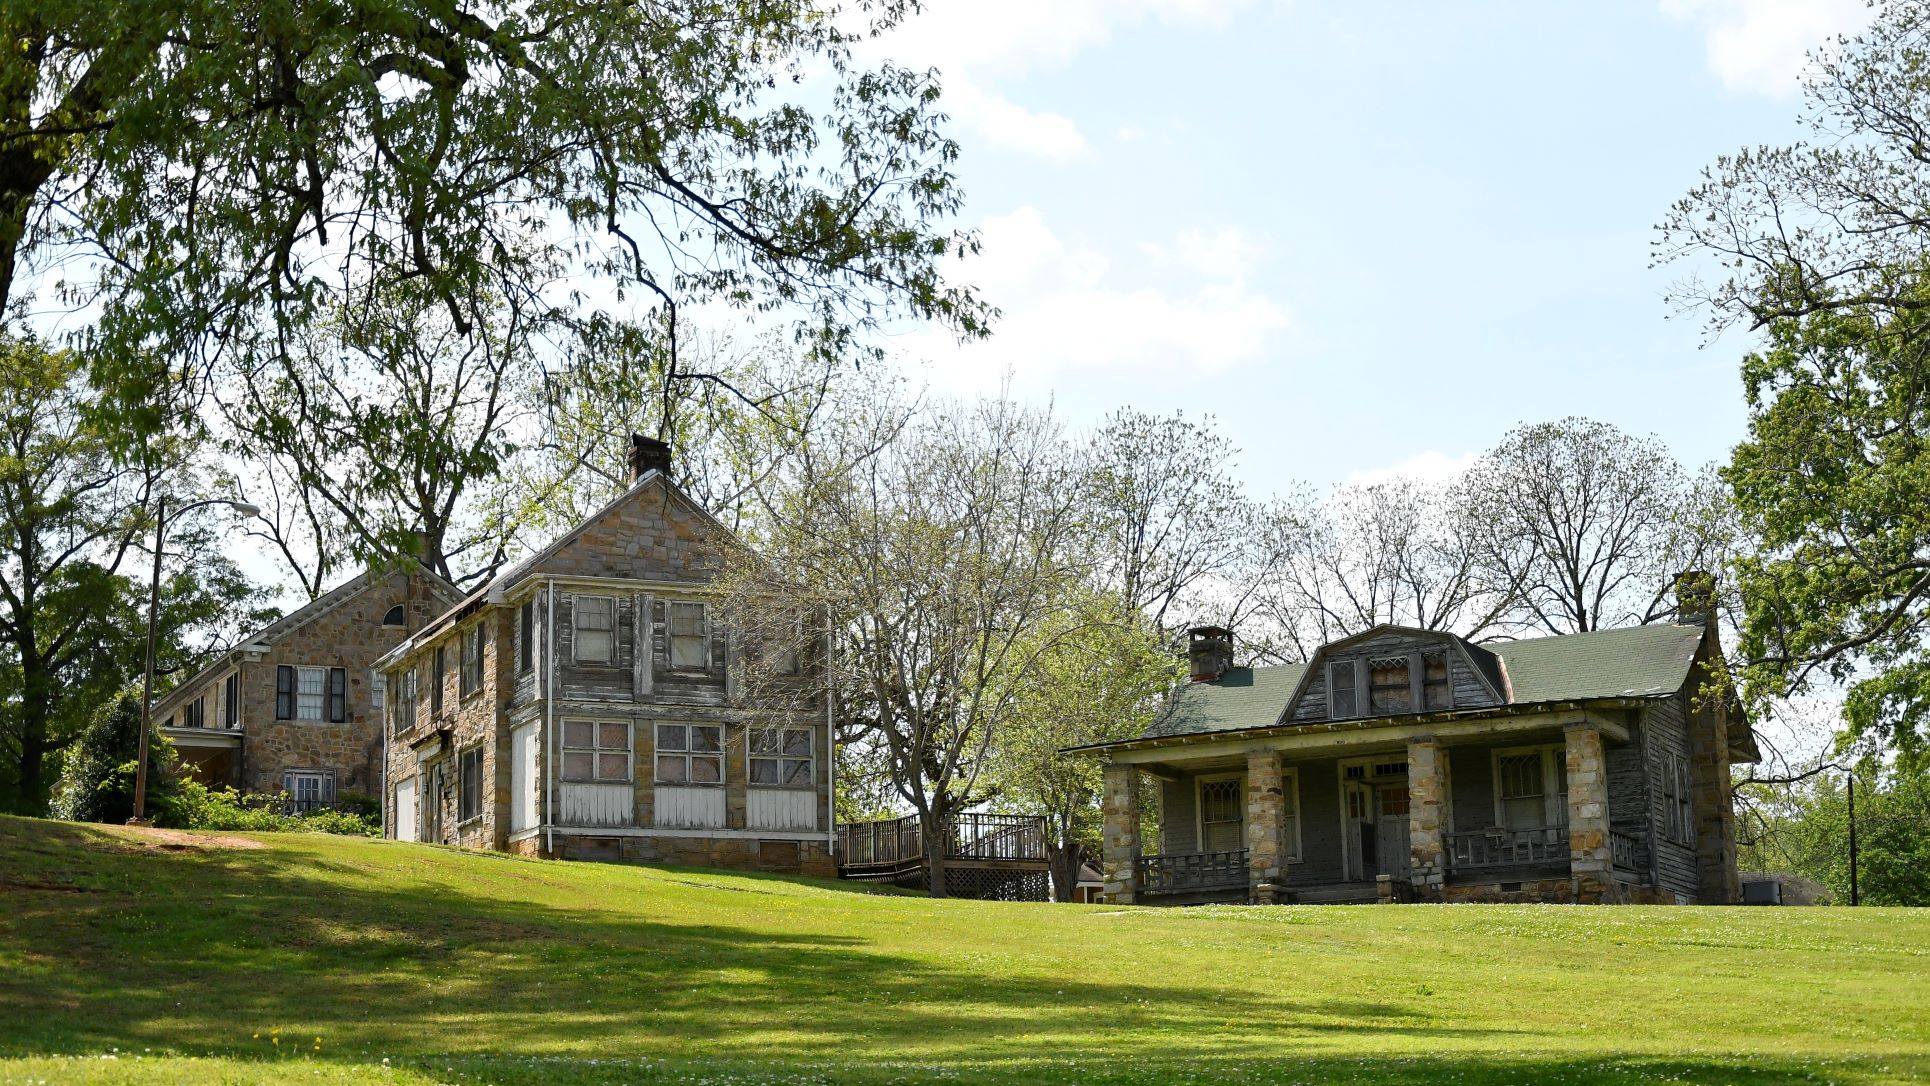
left=1101, top=715, right=1650, bottom=905
left=838, top=813, right=1052, bottom=901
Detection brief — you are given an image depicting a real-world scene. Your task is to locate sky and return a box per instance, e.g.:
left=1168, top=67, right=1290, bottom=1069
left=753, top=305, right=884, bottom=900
left=853, top=0, right=1875, bottom=494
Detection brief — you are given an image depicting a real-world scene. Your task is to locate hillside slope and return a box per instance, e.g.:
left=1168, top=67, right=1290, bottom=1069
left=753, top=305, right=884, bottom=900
left=1, top=816, right=1926, bottom=1085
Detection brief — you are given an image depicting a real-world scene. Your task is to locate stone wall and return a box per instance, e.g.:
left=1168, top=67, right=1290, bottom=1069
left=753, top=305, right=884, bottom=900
left=1101, top=763, right=1141, bottom=904
left=552, top=833, right=836, bottom=877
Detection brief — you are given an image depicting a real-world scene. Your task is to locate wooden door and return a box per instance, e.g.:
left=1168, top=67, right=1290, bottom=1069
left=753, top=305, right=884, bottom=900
left=1376, top=785, right=1411, bottom=877
left=394, top=777, right=419, bottom=843
left=1344, top=780, right=1377, bottom=879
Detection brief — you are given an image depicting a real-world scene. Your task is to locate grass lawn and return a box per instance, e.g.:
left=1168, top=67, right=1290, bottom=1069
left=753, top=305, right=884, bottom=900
left=1, top=815, right=1926, bottom=1085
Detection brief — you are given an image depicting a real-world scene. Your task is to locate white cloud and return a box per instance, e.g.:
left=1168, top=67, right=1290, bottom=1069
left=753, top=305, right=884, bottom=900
left=941, top=79, right=1090, bottom=160
left=1660, top=0, right=1873, bottom=98
left=903, top=207, right=1290, bottom=392
left=1340, top=450, right=1478, bottom=490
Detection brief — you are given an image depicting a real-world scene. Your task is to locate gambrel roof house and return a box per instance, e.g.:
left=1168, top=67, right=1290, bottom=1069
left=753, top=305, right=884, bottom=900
left=1085, top=572, right=1758, bottom=906
left=155, top=566, right=462, bottom=807
left=373, top=437, right=834, bottom=877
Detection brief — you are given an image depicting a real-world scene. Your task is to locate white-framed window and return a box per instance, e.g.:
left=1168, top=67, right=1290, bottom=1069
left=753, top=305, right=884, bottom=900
left=749, top=724, right=813, bottom=787
left=562, top=720, right=633, bottom=783
left=296, top=666, right=327, bottom=721
left=222, top=671, right=241, bottom=728
left=283, top=769, right=335, bottom=810
left=1494, top=745, right=1568, bottom=831
left=574, top=595, right=616, bottom=664
left=655, top=723, right=723, bottom=785
left=1661, top=753, right=1695, bottom=846
left=1197, top=775, right=1244, bottom=853
left=370, top=670, right=386, bottom=712
left=669, top=601, right=708, bottom=670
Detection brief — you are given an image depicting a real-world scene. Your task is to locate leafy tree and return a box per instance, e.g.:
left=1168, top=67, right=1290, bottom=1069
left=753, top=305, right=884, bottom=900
left=987, top=591, right=1179, bottom=901
left=49, top=690, right=180, bottom=825
left=1739, top=761, right=1930, bottom=907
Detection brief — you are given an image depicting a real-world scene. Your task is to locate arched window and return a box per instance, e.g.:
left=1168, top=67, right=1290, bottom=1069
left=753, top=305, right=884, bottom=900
left=382, top=604, right=406, bottom=627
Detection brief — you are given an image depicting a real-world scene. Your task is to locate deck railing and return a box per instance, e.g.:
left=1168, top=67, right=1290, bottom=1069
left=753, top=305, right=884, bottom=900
left=838, top=813, right=1047, bottom=867
left=1137, top=849, right=1250, bottom=895
left=1610, top=830, right=1640, bottom=872
left=1447, top=826, right=1569, bottom=870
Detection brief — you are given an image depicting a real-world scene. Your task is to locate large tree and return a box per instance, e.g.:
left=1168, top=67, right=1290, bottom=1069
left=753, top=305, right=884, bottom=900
left=1661, top=0, right=1930, bottom=756
left=4, top=0, right=988, bottom=415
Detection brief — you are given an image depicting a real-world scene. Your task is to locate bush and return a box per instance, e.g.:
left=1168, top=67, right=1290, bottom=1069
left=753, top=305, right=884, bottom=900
left=165, top=779, right=381, bottom=837
left=51, top=691, right=183, bottom=824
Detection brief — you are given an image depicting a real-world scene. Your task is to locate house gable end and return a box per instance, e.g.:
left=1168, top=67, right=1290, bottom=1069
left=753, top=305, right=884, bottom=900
left=1279, top=625, right=1504, bottom=726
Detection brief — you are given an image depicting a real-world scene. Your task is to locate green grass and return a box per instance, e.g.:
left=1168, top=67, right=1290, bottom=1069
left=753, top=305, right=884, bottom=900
left=1, top=816, right=1926, bottom=1085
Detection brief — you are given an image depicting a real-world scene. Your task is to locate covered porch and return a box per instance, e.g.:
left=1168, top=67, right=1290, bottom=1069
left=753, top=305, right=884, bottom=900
left=1101, top=713, right=1648, bottom=905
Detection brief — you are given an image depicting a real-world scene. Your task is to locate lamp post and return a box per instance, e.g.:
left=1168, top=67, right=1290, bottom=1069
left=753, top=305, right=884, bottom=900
left=129, top=496, right=262, bottom=826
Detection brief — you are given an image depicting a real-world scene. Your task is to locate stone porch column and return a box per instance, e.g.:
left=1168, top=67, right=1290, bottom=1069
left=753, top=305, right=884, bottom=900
left=1246, top=749, right=1288, bottom=904
left=1100, top=762, right=1141, bottom=905
left=1565, top=721, right=1613, bottom=904
left=1406, top=736, right=1446, bottom=895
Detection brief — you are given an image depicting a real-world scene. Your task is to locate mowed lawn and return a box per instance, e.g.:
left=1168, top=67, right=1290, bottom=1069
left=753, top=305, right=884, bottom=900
left=1, top=816, right=1926, bottom=1086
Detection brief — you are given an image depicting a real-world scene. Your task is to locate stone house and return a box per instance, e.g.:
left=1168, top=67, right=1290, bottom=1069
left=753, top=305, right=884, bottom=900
left=1085, top=572, right=1759, bottom=906
left=155, top=567, right=462, bottom=807
left=372, top=437, right=835, bottom=877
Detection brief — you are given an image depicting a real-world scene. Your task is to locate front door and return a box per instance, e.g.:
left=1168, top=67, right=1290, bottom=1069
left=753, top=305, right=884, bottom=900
left=1376, top=784, right=1411, bottom=878
left=394, top=777, right=419, bottom=843
left=1344, top=780, right=1377, bottom=879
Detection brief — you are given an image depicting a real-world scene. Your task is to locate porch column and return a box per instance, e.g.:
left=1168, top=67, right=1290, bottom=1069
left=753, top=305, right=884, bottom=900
left=1246, top=749, right=1288, bottom=904
left=1100, top=762, right=1141, bottom=905
left=1565, top=721, right=1613, bottom=904
left=1406, top=736, right=1446, bottom=896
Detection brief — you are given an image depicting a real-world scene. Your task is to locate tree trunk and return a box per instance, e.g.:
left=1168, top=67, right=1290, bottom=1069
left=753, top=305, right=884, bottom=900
left=1046, top=839, right=1085, bottom=904
left=14, top=672, right=51, bottom=815
left=923, top=795, right=950, bottom=898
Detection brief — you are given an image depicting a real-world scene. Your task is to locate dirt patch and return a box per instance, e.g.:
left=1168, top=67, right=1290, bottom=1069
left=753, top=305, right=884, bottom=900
left=105, top=826, right=266, bottom=851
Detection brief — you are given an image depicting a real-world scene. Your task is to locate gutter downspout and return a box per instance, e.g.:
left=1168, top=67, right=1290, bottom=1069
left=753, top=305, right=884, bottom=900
left=545, top=579, right=557, bottom=858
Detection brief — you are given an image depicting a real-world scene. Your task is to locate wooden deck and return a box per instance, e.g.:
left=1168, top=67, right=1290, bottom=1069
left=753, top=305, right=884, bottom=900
left=838, top=813, right=1052, bottom=901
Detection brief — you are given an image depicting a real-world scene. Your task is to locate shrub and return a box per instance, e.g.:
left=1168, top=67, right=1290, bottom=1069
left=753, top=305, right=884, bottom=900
left=165, top=779, right=380, bottom=837
left=52, top=691, right=183, bottom=824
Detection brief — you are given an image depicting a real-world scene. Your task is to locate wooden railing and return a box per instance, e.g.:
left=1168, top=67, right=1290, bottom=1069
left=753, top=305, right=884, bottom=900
left=838, top=813, right=1046, bottom=867
left=1610, top=830, right=1640, bottom=872
left=1138, top=849, right=1249, bottom=895
left=1447, top=826, right=1569, bottom=870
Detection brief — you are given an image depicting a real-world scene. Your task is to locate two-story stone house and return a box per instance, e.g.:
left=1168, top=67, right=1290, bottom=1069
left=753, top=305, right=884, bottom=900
left=1085, top=573, right=1758, bottom=906
left=155, top=567, right=462, bottom=807
left=373, top=437, right=835, bottom=877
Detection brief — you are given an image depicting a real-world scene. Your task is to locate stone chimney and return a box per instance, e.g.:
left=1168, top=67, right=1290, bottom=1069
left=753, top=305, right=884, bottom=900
left=1674, top=570, right=1717, bottom=628
left=628, top=434, right=672, bottom=481
left=1187, top=626, right=1235, bottom=683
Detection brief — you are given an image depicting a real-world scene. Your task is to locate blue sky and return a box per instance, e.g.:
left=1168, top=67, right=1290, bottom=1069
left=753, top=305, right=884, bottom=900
left=862, top=0, right=1872, bottom=493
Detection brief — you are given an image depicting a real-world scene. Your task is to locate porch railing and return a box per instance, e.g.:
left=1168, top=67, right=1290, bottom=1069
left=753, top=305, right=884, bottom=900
left=838, top=813, right=1046, bottom=867
left=1447, top=826, right=1569, bottom=870
left=1137, top=849, right=1250, bottom=895
left=1610, top=830, right=1640, bottom=872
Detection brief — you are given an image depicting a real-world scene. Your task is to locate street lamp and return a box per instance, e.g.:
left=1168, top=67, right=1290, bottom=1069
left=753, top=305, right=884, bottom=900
left=129, top=497, right=262, bottom=826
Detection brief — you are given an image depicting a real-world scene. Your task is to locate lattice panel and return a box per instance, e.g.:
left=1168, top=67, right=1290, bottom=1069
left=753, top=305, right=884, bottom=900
left=942, top=866, right=1050, bottom=902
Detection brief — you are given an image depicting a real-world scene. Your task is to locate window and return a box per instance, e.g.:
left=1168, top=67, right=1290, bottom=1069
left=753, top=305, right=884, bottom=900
left=370, top=670, right=386, bottom=713
left=1199, top=777, right=1243, bottom=852
left=1495, top=746, right=1567, bottom=831
left=655, top=723, right=723, bottom=785
left=283, top=770, right=335, bottom=811
left=1327, top=660, right=1359, bottom=719
left=574, top=595, right=615, bottom=664
left=458, top=746, right=484, bottom=823
left=389, top=669, right=414, bottom=736
left=765, top=617, right=804, bottom=676
left=1368, top=656, right=1412, bottom=714
left=1283, top=768, right=1303, bottom=863
left=223, top=672, right=240, bottom=728
left=460, top=623, right=485, bottom=698
left=669, top=602, right=707, bottom=670
left=1662, top=754, right=1695, bottom=846
left=562, top=720, right=633, bottom=782
left=432, top=647, right=446, bottom=714
left=1422, top=652, right=1451, bottom=710
left=518, top=600, right=534, bottom=674
left=277, top=666, right=339, bottom=721
left=182, top=695, right=204, bottom=729
left=382, top=604, right=406, bottom=626
left=750, top=725, right=814, bottom=787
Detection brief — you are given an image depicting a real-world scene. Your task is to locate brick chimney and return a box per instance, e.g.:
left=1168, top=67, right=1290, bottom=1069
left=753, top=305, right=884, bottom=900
left=1674, top=570, right=1717, bottom=628
left=628, top=434, right=672, bottom=481
left=1187, top=626, right=1235, bottom=683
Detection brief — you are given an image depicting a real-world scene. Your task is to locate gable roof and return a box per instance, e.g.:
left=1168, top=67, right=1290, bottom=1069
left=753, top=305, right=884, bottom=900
left=157, top=565, right=461, bottom=715
left=1142, top=622, right=1708, bottom=741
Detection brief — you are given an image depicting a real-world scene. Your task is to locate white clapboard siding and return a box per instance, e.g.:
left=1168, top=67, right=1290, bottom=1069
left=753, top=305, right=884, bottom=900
left=747, top=788, right=816, bottom=831
left=393, top=778, right=419, bottom=843
left=560, top=782, right=634, bottom=827
left=654, top=785, right=727, bottom=829
left=510, top=724, right=538, bottom=832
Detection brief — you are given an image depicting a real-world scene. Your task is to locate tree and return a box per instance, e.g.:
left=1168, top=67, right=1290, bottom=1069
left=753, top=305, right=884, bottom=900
left=729, top=396, right=1085, bottom=895
left=1739, top=761, right=1930, bottom=907
left=1454, top=418, right=1731, bottom=635
left=5, top=1, right=988, bottom=426
left=987, top=592, right=1179, bottom=901
left=1661, top=1, right=1930, bottom=754
left=0, top=333, right=269, bottom=814
left=50, top=690, right=180, bottom=825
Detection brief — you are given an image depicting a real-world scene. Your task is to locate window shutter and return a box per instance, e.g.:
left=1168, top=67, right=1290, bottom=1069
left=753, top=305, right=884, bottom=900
left=327, top=667, right=348, bottom=722
left=281, top=770, right=294, bottom=796
left=275, top=666, right=294, bottom=720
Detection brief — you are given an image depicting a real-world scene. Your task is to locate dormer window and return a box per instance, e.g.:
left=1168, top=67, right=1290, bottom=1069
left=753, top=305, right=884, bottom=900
left=1422, top=652, right=1451, bottom=709
left=1323, top=645, right=1457, bottom=720
left=1327, top=660, right=1359, bottom=718
left=1368, top=656, right=1412, bottom=714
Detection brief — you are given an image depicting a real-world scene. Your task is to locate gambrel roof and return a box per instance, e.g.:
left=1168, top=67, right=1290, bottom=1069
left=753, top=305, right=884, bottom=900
left=1144, top=622, right=1706, bottom=741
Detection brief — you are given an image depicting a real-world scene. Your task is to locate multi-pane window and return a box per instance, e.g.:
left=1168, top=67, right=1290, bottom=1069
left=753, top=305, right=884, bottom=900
left=283, top=770, right=334, bottom=811
left=562, top=720, right=633, bottom=782
left=432, top=647, right=446, bottom=714
left=182, top=695, right=204, bottom=729
left=1368, top=656, right=1412, bottom=714
left=1199, top=777, right=1243, bottom=852
left=391, top=669, right=416, bottom=736
left=460, top=623, right=485, bottom=698
left=458, top=746, right=484, bottom=823
left=370, top=670, right=386, bottom=713
left=223, top=672, right=240, bottom=727
left=1497, top=752, right=1546, bottom=830
left=749, top=726, right=814, bottom=787
left=1421, top=652, right=1451, bottom=710
left=1327, top=660, right=1359, bottom=718
left=574, top=596, right=615, bottom=664
left=518, top=600, right=534, bottom=674
left=1662, top=754, right=1695, bottom=845
left=669, top=602, right=707, bottom=669
left=297, top=666, right=327, bottom=720
left=276, top=666, right=347, bottom=722
left=655, top=723, right=723, bottom=785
